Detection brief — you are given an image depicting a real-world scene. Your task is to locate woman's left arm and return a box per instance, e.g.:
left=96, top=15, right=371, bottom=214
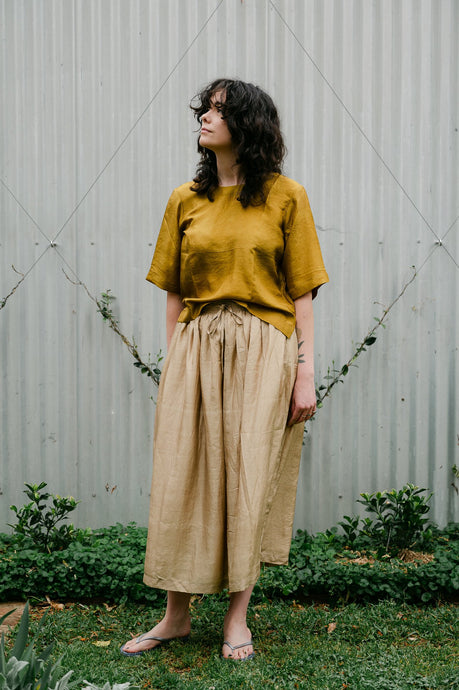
left=287, top=291, right=316, bottom=426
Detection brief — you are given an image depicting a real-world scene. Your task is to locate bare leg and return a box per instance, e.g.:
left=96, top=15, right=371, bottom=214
left=121, top=590, right=191, bottom=654
left=222, top=584, right=255, bottom=659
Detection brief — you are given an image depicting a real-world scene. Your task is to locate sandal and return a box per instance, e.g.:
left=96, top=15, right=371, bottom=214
left=221, top=639, right=255, bottom=661
left=120, top=632, right=189, bottom=657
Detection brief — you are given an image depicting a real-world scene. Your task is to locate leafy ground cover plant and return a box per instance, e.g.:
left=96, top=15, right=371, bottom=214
left=0, top=524, right=164, bottom=605
left=1, top=521, right=458, bottom=606
left=2, top=482, right=457, bottom=606
left=258, top=524, right=459, bottom=604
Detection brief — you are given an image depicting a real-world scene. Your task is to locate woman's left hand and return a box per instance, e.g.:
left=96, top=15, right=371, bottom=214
left=287, top=375, right=316, bottom=426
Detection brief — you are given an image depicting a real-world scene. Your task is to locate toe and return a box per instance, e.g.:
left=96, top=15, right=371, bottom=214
left=221, top=643, right=233, bottom=659
left=240, top=643, right=254, bottom=659
left=121, top=634, right=157, bottom=655
left=122, top=639, right=140, bottom=654
left=122, top=638, right=135, bottom=652
left=222, top=641, right=254, bottom=660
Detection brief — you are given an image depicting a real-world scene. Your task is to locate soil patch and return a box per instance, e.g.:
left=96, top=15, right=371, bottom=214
left=338, top=550, right=435, bottom=565
left=0, top=602, right=25, bottom=635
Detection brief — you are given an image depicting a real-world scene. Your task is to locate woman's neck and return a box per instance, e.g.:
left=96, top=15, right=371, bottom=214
left=215, top=151, right=243, bottom=187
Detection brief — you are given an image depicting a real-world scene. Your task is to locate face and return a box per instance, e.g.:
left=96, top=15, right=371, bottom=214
left=198, top=91, right=233, bottom=153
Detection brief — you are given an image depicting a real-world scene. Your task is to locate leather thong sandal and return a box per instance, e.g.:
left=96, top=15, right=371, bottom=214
left=120, top=632, right=189, bottom=657
left=221, top=639, right=255, bottom=661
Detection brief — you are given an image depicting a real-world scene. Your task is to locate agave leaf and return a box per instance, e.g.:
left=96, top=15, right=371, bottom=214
left=82, top=680, right=138, bottom=690
left=5, top=656, right=30, bottom=685
left=10, top=601, right=30, bottom=659
left=35, top=653, right=55, bottom=689
left=53, top=669, right=76, bottom=688
left=37, top=641, right=55, bottom=664
left=0, top=635, right=6, bottom=676
left=33, top=608, right=49, bottom=638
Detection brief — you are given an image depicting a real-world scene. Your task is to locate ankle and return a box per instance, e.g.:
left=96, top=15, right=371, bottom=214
left=224, top=614, right=250, bottom=633
left=163, top=610, right=191, bottom=627
left=225, top=608, right=249, bottom=623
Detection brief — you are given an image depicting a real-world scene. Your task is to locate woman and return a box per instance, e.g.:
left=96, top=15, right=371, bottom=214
left=121, top=78, right=328, bottom=660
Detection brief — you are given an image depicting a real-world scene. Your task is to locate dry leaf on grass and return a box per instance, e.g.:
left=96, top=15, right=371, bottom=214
left=45, top=596, right=65, bottom=610
left=398, top=549, right=434, bottom=564
left=103, top=603, right=117, bottom=612
left=92, top=640, right=111, bottom=647
left=327, top=622, right=337, bottom=634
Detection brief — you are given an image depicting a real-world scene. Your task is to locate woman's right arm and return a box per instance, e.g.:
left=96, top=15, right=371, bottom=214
left=166, top=292, right=184, bottom=350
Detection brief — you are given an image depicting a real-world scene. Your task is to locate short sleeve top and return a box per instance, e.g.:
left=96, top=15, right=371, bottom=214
left=146, top=174, right=329, bottom=337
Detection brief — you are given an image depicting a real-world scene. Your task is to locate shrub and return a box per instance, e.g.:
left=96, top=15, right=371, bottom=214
left=356, top=484, right=434, bottom=555
left=8, top=483, right=88, bottom=554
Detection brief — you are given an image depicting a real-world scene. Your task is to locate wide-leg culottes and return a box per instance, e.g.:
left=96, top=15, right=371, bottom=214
left=143, top=302, right=304, bottom=594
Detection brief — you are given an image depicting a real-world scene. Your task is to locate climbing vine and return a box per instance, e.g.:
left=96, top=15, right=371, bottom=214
left=62, top=267, right=418, bottom=412
left=62, top=272, right=162, bottom=387
left=315, top=267, right=417, bottom=407
left=0, top=266, right=25, bottom=310
left=1, top=260, right=418, bottom=409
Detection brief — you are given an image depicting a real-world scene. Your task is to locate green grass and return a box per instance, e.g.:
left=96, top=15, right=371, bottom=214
left=11, top=598, right=459, bottom=689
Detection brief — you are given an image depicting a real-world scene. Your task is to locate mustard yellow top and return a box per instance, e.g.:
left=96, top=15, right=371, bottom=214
left=146, top=174, right=329, bottom=337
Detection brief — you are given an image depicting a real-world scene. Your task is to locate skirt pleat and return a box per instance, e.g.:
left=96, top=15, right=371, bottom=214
left=143, top=302, right=304, bottom=593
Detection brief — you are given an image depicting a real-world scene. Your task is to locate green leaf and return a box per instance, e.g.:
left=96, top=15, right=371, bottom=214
left=10, top=602, right=29, bottom=659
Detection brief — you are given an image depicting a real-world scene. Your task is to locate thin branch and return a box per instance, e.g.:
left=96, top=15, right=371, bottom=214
left=316, top=267, right=418, bottom=405
left=0, top=267, right=26, bottom=310
left=62, top=269, right=160, bottom=386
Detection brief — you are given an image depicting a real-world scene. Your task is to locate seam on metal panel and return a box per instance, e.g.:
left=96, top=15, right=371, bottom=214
left=269, top=0, right=445, bottom=249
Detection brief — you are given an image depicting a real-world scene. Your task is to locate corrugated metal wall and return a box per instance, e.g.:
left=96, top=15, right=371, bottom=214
left=1, top=0, right=458, bottom=534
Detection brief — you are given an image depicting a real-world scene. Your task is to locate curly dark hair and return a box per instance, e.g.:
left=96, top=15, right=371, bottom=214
left=190, top=78, right=286, bottom=207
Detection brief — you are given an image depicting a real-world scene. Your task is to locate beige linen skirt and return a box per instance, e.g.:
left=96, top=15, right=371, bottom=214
left=143, top=302, right=304, bottom=594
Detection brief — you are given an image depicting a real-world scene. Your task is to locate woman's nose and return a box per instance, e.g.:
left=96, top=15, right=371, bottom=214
left=201, top=110, right=211, bottom=122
